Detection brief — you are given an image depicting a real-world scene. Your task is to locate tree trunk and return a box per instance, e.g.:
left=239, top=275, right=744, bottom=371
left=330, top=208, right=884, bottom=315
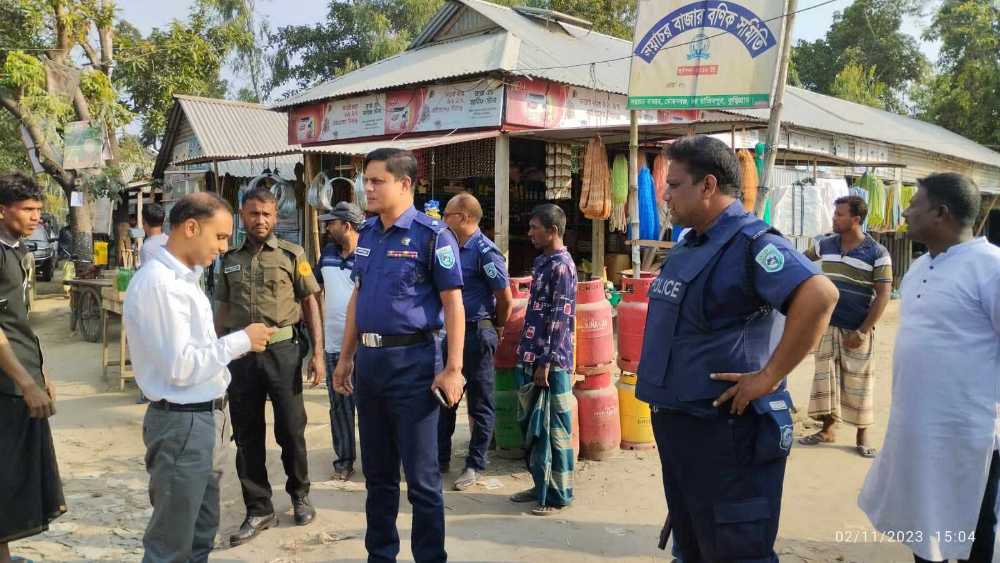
left=70, top=189, right=94, bottom=262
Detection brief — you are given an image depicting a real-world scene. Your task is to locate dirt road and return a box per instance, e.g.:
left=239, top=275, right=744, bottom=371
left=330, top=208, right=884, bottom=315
left=14, top=285, right=917, bottom=562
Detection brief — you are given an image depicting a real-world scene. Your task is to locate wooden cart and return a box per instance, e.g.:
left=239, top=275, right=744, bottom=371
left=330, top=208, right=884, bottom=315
left=100, top=286, right=134, bottom=391
left=67, top=277, right=114, bottom=342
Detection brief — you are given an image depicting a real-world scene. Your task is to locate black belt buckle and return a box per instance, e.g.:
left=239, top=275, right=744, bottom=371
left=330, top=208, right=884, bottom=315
left=151, top=396, right=227, bottom=412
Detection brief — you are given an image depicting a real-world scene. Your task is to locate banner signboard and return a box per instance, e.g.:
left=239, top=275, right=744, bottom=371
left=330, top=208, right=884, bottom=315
left=628, top=0, right=784, bottom=109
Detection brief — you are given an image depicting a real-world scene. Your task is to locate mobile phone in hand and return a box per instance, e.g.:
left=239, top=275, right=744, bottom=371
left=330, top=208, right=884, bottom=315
left=433, top=387, right=451, bottom=408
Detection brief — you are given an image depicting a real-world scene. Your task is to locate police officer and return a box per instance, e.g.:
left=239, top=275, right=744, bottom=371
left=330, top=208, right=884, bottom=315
left=332, top=148, right=465, bottom=563
left=636, top=136, right=838, bottom=562
left=438, top=192, right=512, bottom=490
left=215, top=187, right=325, bottom=545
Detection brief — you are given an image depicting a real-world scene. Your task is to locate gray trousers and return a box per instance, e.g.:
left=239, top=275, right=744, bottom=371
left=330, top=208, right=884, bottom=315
left=142, top=405, right=229, bottom=563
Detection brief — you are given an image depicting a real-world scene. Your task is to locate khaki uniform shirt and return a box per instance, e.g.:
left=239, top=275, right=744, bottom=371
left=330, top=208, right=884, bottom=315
left=0, top=239, right=44, bottom=396
left=216, top=234, right=320, bottom=334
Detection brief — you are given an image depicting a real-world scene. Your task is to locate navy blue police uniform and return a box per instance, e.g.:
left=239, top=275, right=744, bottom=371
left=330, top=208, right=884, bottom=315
left=437, top=229, right=509, bottom=472
left=636, top=201, right=819, bottom=563
left=352, top=206, right=463, bottom=563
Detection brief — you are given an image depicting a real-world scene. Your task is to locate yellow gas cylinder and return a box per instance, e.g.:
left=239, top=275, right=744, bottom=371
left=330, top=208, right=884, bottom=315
left=616, top=372, right=655, bottom=450
left=93, top=240, right=109, bottom=266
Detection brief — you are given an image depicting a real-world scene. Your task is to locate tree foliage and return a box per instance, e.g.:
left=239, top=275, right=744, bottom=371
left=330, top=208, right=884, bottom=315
left=113, top=15, right=230, bottom=146
left=829, top=60, right=887, bottom=109
left=268, top=0, right=634, bottom=96
left=790, top=0, right=927, bottom=113
left=917, top=0, right=1000, bottom=149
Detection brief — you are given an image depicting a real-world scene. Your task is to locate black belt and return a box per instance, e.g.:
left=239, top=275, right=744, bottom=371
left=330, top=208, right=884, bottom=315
left=359, top=332, right=432, bottom=349
left=150, top=397, right=227, bottom=412
left=467, top=319, right=494, bottom=330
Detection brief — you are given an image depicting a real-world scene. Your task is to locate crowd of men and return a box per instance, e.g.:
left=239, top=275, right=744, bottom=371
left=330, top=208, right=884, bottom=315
left=0, top=136, right=998, bottom=563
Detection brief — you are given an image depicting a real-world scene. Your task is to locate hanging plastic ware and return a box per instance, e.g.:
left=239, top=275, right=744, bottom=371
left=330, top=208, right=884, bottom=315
left=610, top=154, right=629, bottom=231
left=353, top=167, right=367, bottom=211
left=307, top=172, right=331, bottom=211
left=581, top=137, right=611, bottom=220
left=638, top=165, right=659, bottom=240
left=738, top=149, right=759, bottom=213
left=652, top=153, right=668, bottom=206
left=858, top=171, right=886, bottom=230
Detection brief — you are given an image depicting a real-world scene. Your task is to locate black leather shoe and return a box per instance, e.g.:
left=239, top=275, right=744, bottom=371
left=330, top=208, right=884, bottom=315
left=292, top=496, right=316, bottom=526
left=229, top=513, right=276, bottom=546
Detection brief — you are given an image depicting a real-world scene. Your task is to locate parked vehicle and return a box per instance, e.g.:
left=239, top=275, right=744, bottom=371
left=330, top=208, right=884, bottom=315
left=25, top=224, right=58, bottom=281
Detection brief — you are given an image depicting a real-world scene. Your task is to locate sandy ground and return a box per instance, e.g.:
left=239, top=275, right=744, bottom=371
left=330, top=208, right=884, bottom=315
left=11, top=276, right=925, bottom=562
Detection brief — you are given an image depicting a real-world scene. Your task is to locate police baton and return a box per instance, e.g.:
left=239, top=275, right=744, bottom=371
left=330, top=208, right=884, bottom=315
left=657, top=513, right=672, bottom=550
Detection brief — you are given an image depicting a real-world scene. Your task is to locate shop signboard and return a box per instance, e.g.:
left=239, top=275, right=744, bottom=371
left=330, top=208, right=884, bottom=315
left=505, top=79, right=700, bottom=128
left=627, top=0, right=784, bottom=109
left=287, top=80, right=503, bottom=144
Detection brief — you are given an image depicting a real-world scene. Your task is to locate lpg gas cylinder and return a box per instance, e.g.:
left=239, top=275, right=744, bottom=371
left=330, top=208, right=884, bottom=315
left=494, top=277, right=531, bottom=368
left=575, top=280, right=614, bottom=375
left=616, top=372, right=655, bottom=449
left=617, top=274, right=654, bottom=373
left=573, top=371, right=621, bottom=460
left=493, top=367, right=522, bottom=454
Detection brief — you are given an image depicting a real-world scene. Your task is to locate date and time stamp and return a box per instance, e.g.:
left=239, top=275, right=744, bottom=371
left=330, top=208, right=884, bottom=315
left=835, top=529, right=976, bottom=544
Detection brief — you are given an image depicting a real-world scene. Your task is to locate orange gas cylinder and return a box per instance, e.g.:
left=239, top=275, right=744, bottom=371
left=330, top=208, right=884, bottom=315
left=573, top=371, right=621, bottom=460
left=617, top=274, right=655, bottom=373
left=575, top=279, right=614, bottom=375
left=495, top=277, right=531, bottom=368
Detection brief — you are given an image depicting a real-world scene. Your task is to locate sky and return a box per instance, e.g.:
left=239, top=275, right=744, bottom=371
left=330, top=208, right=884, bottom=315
left=115, top=0, right=942, bottom=101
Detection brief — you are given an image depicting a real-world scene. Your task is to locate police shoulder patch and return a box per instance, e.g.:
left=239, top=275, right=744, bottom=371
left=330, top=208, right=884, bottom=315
left=224, top=264, right=241, bottom=274
left=297, top=260, right=313, bottom=277
left=435, top=245, right=456, bottom=269
left=755, top=243, right=785, bottom=273
left=484, top=262, right=498, bottom=279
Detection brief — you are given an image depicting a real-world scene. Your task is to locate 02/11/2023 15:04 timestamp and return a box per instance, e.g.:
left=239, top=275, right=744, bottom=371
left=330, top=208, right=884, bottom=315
left=835, top=530, right=977, bottom=544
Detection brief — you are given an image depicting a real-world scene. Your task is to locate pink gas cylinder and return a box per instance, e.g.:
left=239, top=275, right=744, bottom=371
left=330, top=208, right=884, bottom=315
left=575, top=280, right=614, bottom=375
left=617, top=274, right=655, bottom=373
left=494, top=277, right=531, bottom=369
left=573, top=371, right=622, bottom=461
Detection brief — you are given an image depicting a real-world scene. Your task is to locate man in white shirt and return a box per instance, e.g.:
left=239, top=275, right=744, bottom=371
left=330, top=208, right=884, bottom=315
left=317, top=202, right=364, bottom=481
left=858, top=173, right=1000, bottom=563
left=125, top=192, right=273, bottom=563
left=138, top=202, right=168, bottom=268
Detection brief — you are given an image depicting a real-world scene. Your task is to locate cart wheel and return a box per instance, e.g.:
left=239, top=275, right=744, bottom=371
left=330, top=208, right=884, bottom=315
left=79, top=288, right=102, bottom=343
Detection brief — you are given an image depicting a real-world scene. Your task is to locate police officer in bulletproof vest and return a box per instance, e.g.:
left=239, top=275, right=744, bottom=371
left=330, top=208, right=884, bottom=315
left=215, top=187, right=325, bottom=545
left=438, top=192, right=512, bottom=490
left=636, top=135, right=838, bottom=562
left=332, top=148, right=465, bottom=563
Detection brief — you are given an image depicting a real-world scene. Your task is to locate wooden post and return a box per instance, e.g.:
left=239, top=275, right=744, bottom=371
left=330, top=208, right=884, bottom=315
left=494, top=133, right=511, bottom=260
left=303, top=153, right=321, bottom=264
left=976, top=193, right=999, bottom=236
left=591, top=219, right=605, bottom=281
left=628, top=111, right=640, bottom=278
left=756, top=0, right=798, bottom=216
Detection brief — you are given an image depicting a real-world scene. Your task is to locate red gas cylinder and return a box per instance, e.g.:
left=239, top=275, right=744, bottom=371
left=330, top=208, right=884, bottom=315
left=495, top=277, right=532, bottom=368
left=573, top=371, right=622, bottom=461
left=617, top=274, right=655, bottom=373
left=575, top=280, right=614, bottom=375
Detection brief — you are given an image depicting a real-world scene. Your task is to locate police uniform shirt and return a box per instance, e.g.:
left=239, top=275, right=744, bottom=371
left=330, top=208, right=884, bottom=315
left=215, top=234, right=321, bottom=334
left=637, top=201, right=819, bottom=414
left=459, top=230, right=509, bottom=322
left=672, top=202, right=817, bottom=329
left=0, top=239, right=43, bottom=396
left=351, top=207, right=463, bottom=335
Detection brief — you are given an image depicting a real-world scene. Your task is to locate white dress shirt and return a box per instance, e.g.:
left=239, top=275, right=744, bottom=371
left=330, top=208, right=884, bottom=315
left=859, top=238, right=1000, bottom=561
left=124, top=245, right=251, bottom=404
left=139, top=232, right=168, bottom=267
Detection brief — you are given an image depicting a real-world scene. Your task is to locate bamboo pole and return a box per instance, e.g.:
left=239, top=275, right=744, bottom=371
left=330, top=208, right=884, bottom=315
left=756, top=0, right=798, bottom=217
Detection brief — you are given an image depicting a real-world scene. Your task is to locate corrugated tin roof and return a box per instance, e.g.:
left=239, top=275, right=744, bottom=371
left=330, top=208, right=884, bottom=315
left=726, top=87, right=1000, bottom=169
left=273, top=0, right=626, bottom=108
left=154, top=95, right=301, bottom=177
left=271, top=0, right=1000, bottom=172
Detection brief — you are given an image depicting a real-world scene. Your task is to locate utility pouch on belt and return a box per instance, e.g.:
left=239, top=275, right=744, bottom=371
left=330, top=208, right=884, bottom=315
left=750, top=390, right=794, bottom=464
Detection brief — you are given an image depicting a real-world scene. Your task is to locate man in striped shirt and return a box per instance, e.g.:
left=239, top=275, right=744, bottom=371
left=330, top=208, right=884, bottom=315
left=800, top=195, right=892, bottom=458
